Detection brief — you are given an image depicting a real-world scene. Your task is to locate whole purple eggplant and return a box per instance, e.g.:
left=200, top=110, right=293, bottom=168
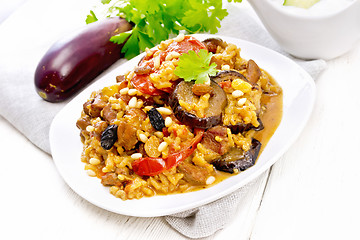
left=34, top=17, right=132, bottom=102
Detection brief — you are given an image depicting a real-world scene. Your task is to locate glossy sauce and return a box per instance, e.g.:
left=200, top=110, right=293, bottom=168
left=179, top=72, right=283, bottom=193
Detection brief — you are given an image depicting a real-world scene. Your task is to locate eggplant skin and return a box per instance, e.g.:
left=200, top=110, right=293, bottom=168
left=227, top=118, right=264, bottom=134
left=211, top=70, right=262, bottom=133
left=172, top=104, right=222, bottom=129
left=169, top=80, right=227, bottom=129
left=213, top=138, right=262, bottom=173
left=211, top=70, right=253, bottom=87
left=34, top=17, right=132, bottom=102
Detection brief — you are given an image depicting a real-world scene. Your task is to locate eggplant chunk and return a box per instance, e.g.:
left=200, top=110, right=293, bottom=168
left=169, top=80, right=227, bottom=129
left=211, top=70, right=249, bottom=85
left=211, top=70, right=262, bottom=132
left=34, top=17, right=132, bottom=102
left=227, top=118, right=264, bottom=134
left=212, top=138, right=262, bottom=173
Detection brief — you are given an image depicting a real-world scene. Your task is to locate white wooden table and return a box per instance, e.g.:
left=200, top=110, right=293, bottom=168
left=1, top=1, right=360, bottom=239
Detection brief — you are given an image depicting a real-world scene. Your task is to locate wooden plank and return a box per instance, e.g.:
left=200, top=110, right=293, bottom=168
left=250, top=44, right=360, bottom=240
left=0, top=115, right=270, bottom=240
left=212, top=171, right=270, bottom=240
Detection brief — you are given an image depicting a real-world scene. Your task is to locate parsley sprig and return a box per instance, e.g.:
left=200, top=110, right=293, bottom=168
left=174, top=49, right=217, bottom=84
left=87, top=0, right=242, bottom=59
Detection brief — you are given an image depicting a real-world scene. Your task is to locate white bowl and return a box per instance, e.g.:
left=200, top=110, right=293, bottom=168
left=248, top=0, right=360, bottom=60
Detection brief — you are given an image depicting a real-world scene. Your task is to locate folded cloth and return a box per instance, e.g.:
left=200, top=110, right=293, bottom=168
left=0, top=1, right=326, bottom=239
left=165, top=179, right=259, bottom=239
left=0, top=0, right=93, bottom=153
left=164, top=6, right=326, bottom=238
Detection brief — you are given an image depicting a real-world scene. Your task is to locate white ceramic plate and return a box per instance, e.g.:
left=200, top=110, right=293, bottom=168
left=50, top=34, right=316, bottom=217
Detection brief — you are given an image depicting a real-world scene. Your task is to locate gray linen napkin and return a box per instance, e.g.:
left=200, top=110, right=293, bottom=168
left=0, top=1, right=326, bottom=239
left=164, top=6, right=326, bottom=238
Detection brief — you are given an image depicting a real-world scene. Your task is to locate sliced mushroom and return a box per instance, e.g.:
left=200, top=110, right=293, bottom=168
left=83, top=94, right=107, bottom=118
left=116, top=75, right=126, bottom=83
left=117, top=121, right=138, bottom=151
left=93, top=120, right=109, bottom=140
left=191, top=83, right=214, bottom=96
left=169, top=80, right=227, bottom=129
left=246, top=59, right=262, bottom=84
left=134, top=64, right=152, bottom=75
left=202, top=38, right=227, bottom=54
left=101, top=173, right=122, bottom=187
left=102, top=104, right=117, bottom=123
left=200, top=126, right=231, bottom=155
left=76, top=115, right=91, bottom=131
left=177, top=162, right=211, bottom=185
left=212, top=138, right=262, bottom=173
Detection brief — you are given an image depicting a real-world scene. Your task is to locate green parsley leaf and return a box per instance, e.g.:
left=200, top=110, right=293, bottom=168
left=88, top=0, right=243, bottom=59
left=120, top=29, right=141, bottom=59
left=180, top=0, right=229, bottom=34
left=174, top=49, right=218, bottom=84
left=110, top=31, right=131, bottom=45
left=85, top=10, right=98, bottom=24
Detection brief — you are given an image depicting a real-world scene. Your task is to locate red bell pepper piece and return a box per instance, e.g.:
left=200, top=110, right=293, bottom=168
left=131, top=36, right=206, bottom=96
left=132, top=129, right=204, bottom=176
left=131, top=156, right=167, bottom=177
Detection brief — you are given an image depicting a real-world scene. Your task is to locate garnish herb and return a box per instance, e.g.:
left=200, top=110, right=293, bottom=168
left=86, top=0, right=243, bottom=59
left=174, top=49, right=217, bottom=84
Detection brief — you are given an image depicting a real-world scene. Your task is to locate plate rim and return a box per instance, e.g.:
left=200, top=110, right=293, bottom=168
left=50, top=33, right=316, bottom=217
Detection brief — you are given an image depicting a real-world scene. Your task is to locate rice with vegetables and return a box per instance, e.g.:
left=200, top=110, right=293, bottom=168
left=76, top=35, right=283, bottom=200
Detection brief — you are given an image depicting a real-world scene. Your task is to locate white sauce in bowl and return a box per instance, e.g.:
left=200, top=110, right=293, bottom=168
left=269, top=0, right=355, bottom=16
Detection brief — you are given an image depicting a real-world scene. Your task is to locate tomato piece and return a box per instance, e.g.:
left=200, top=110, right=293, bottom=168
left=131, top=74, right=165, bottom=95
left=218, top=81, right=232, bottom=90
left=131, top=73, right=177, bottom=95
left=162, top=128, right=170, bottom=137
left=131, top=36, right=206, bottom=96
left=132, top=129, right=204, bottom=176
left=165, top=36, right=207, bottom=55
